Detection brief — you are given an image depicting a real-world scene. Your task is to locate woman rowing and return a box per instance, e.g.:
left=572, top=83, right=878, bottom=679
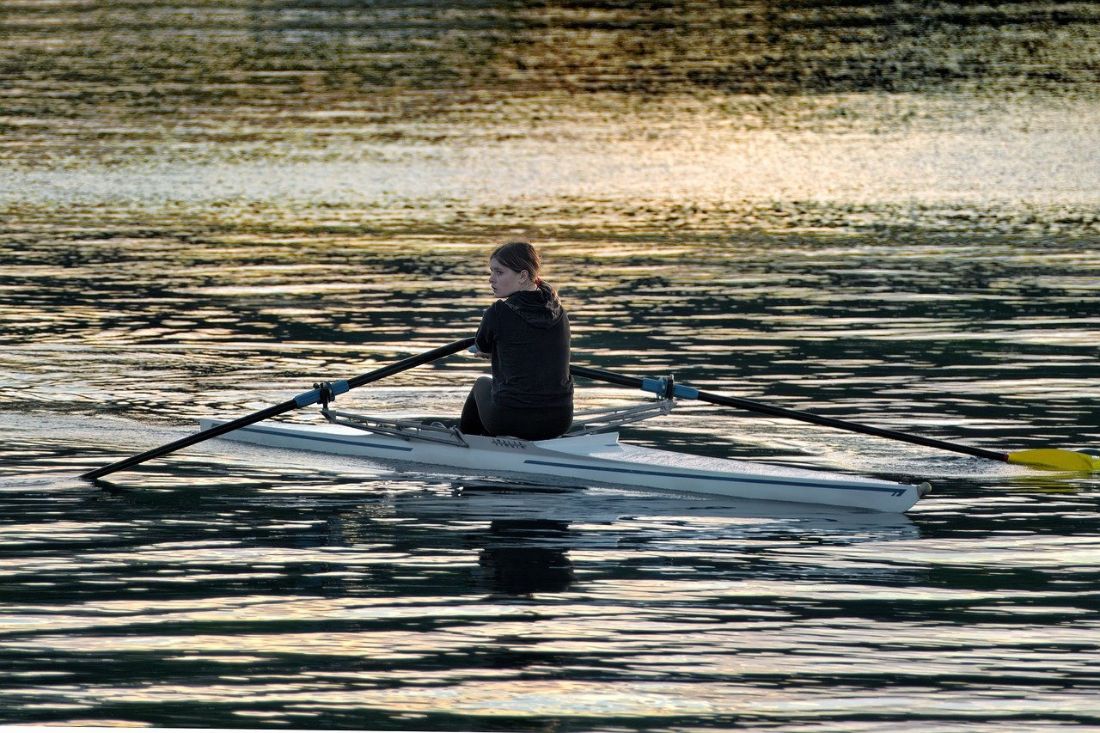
left=460, top=241, right=574, bottom=440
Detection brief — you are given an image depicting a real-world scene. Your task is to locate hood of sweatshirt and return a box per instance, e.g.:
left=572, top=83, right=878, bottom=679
left=503, top=283, right=564, bottom=328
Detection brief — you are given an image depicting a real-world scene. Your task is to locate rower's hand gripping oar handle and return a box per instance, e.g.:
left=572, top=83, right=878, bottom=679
left=81, top=337, right=475, bottom=482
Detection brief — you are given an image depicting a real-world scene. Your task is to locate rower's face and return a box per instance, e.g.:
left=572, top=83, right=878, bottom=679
left=488, top=258, right=528, bottom=297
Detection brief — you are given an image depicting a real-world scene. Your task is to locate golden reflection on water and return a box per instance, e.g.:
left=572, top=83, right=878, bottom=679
left=5, top=111, right=1099, bottom=236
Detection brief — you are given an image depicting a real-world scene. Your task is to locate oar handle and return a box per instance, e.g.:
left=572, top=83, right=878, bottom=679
left=569, top=365, right=643, bottom=391
left=569, top=364, right=1010, bottom=463
left=81, top=337, right=475, bottom=482
left=346, top=336, right=474, bottom=389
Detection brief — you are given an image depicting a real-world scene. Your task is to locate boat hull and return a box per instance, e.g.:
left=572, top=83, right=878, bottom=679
left=199, top=419, right=927, bottom=512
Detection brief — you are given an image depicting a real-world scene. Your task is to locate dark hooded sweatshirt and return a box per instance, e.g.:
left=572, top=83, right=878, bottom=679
left=474, top=283, right=573, bottom=409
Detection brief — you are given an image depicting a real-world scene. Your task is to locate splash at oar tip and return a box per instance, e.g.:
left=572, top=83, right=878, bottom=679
left=1006, top=448, right=1100, bottom=473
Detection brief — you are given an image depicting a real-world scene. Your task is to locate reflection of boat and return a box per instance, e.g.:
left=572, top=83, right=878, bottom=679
left=200, top=402, right=929, bottom=512
left=404, top=482, right=920, bottom=545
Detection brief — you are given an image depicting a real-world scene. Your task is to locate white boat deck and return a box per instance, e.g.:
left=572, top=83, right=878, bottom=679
left=597, top=441, right=892, bottom=485
left=200, top=418, right=928, bottom=513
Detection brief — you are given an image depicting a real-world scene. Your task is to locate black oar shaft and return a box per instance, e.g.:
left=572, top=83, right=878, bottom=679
left=81, top=400, right=296, bottom=481
left=569, top=365, right=642, bottom=391
left=344, top=336, right=473, bottom=389
left=692, top=388, right=1007, bottom=462
left=570, top=364, right=1009, bottom=463
left=82, top=337, right=475, bottom=481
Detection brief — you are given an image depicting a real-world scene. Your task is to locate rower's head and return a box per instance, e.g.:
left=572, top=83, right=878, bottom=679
left=489, top=241, right=542, bottom=297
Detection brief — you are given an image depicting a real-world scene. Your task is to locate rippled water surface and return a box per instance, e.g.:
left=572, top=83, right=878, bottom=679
left=3, top=2, right=1100, bottom=730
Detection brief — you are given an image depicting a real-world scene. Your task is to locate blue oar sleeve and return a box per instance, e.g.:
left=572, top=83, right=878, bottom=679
left=293, top=380, right=351, bottom=408
left=640, top=378, right=699, bottom=400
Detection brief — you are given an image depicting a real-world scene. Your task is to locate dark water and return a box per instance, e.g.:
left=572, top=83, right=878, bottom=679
left=3, top=2, right=1100, bottom=730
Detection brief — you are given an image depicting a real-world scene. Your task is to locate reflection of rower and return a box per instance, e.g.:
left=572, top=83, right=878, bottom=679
left=475, top=517, right=575, bottom=596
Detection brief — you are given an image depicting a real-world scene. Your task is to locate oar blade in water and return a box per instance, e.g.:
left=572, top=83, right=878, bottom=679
left=1007, top=449, right=1100, bottom=472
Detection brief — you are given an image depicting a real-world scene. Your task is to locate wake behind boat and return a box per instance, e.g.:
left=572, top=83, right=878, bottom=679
left=199, top=402, right=930, bottom=513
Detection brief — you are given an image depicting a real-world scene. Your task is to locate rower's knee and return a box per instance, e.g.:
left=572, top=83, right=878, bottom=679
left=472, top=376, right=493, bottom=401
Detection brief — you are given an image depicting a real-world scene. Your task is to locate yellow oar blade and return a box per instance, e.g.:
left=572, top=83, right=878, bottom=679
left=1007, top=449, right=1100, bottom=472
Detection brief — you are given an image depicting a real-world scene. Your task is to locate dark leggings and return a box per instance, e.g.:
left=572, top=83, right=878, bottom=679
left=459, top=376, right=573, bottom=440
